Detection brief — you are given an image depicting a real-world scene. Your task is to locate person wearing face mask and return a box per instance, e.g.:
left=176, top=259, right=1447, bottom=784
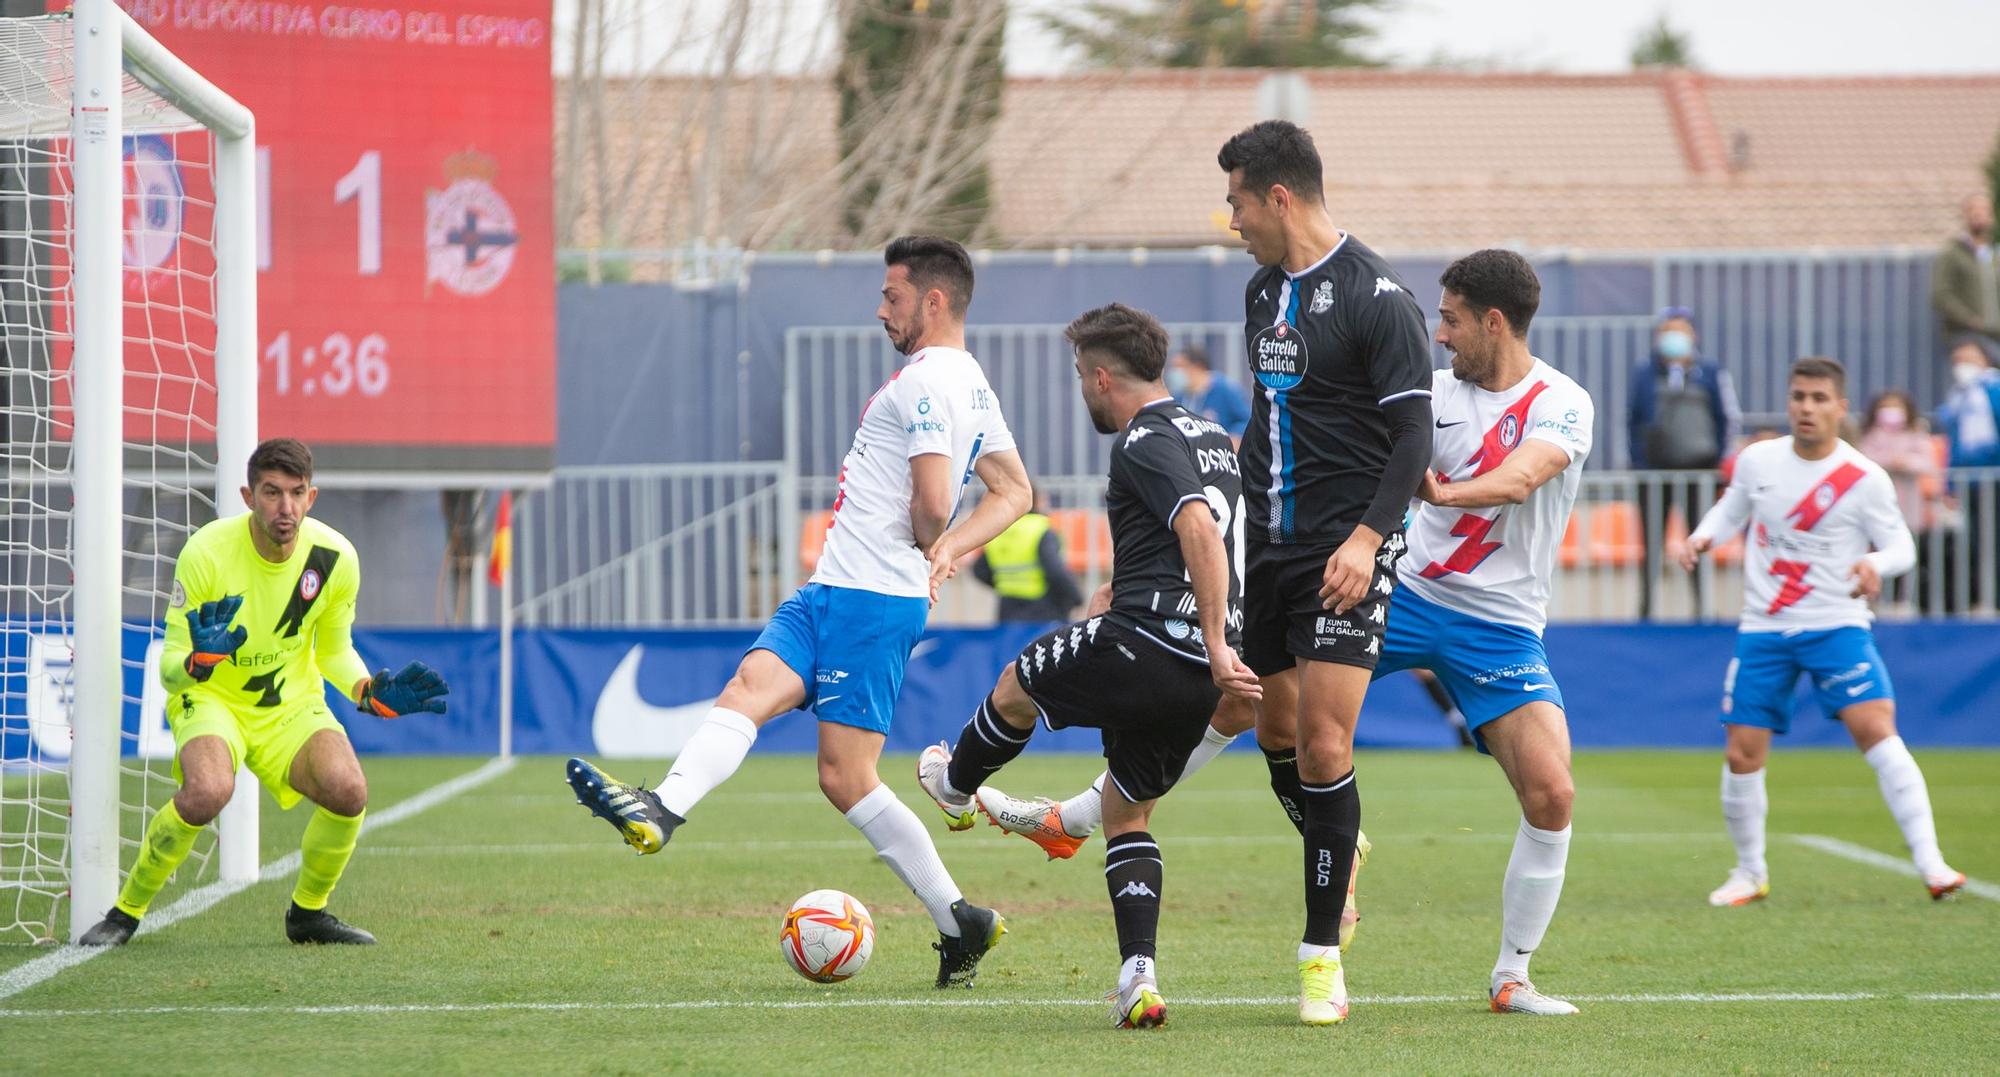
left=1164, top=345, right=1251, bottom=448
left=1626, top=306, right=1741, bottom=620
left=1936, top=338, right=2000, bottom=609
left=1930, top=194, right=2000, bottom=368
left=1860, top=390, right=1948, bottom=612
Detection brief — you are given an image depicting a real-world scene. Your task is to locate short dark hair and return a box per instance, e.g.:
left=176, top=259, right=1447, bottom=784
left=1065, top=303, right=1169, bottom=382
left=1439, top=249, right=1542, bottom=339
left=885, top=235, right=975, bottom=319
left=247, top=437, right=313, bottom=486
left=1791, top=356, right=1846, bottom=394
left=1217, top=120, right=1324, bottom=204
left=1177, top=344, right=1212, bottom=370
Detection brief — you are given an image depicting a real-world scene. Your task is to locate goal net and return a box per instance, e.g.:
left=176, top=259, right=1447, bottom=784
left=0, top=2, right=256, bottom=944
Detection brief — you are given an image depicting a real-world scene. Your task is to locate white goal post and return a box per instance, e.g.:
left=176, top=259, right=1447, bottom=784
left=0, top=0, right=256, bottom=942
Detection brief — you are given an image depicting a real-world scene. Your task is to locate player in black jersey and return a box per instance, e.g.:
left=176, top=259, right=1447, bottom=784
left=916, top=303, right=1260, bottom=1029
left=1216, top=120, right=1436, bottom=1025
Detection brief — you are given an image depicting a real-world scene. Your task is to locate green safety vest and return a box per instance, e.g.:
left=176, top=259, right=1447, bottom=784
left=985, top=514, right=1051, bottom=600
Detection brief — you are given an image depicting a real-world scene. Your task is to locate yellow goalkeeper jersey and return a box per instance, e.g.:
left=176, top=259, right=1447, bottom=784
left=160, top=514, right=372, bottom=713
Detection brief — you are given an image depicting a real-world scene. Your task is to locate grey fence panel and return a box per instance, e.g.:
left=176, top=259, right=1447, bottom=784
left=513, top=463, right=785, bottom=627
left=1653, top=250, right=1941, bottom=421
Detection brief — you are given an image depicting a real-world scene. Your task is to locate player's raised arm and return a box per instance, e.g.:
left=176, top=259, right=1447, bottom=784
left=1420, top=440, right=1572, bottom=509
left=1683, top=450, right=1754, bottom=571
left=159, top=550, right=239, bottom=694
left=927, top=448, right=1032, bottom=592
left=1172, top=503, right=1260, bottom=701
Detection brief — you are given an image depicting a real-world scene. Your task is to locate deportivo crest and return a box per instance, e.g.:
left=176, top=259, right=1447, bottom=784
left=1252, top=320, right=1308, bottom=391
left=1308, top=280, right=1334, bottom=314
left=299, top=568, right=323, bottom=602
left=425, top=151, right=519, bottom=297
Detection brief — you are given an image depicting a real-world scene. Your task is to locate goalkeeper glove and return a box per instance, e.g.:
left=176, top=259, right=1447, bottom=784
left=357, top=660, right=450, bottom=718
left=183, top=595, right=247, bottom=681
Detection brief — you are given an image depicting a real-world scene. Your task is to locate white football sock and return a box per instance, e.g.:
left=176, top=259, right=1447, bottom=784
left=1492, top=818, right=1570, bottom=987
left=1864, top=736, right=1950, bottom=877
left=1119, top=953, right=1155, bottom=991
left=1059, top=774, right=1105, bottom=838
left=654, top=708, right=758, bottom=817
left=1297, top=941, right=1338, bottom=962
left=1058, top=726, right=1232, bottom=840
left=1182, top=724, right=1236, bottom=782
left=1720, top=766, right=1768, bottom=879
left=844, top=784, right=964, bottom=935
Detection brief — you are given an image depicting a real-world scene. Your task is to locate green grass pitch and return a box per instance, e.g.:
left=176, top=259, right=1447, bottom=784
left=3, top=749, right=1995, bottom=1074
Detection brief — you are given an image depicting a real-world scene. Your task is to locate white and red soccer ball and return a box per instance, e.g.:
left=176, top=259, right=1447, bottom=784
left=779, top=889, right=874, bottom=983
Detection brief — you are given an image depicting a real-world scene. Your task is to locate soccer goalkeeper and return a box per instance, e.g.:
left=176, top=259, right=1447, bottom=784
left=79, top=438, right=449, bottom=947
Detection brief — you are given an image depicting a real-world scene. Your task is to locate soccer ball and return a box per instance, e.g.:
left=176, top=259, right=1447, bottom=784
left=779, top=889, right=875, bottom=983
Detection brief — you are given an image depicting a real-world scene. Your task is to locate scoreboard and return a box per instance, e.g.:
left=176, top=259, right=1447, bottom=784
left=118, top=0, right=555, bottom=477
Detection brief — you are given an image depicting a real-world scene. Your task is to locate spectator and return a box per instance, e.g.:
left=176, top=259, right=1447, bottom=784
left=1626, top=306, right=1741, bottom=620
left=971, top=486, right=1084, bottom=622
left=1860, top=389, right=1949, bottom=612
left=1931, top=194, right=2000, bottom=371
left=1165, top=345, right=1250, bottom=445
left=1938, top=339, right=2000, bottom=609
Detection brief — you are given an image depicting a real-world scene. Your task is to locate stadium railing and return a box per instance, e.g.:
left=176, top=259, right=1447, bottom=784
left=508, top=463, right=2000, bottom=627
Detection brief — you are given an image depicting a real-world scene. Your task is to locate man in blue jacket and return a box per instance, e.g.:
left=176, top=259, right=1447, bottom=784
left=1627, top=306, right=1740, bottom=620
left=1937, top=336, right=2000, bottom=608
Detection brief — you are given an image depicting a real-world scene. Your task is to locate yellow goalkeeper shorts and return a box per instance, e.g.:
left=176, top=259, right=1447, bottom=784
left=167, top=689, right=347, bottom=810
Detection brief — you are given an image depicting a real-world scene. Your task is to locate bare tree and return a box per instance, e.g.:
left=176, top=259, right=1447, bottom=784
left=554, top=0, right=1012, bottom=273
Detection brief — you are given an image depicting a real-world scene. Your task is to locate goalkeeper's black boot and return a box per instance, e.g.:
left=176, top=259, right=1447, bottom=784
left=566, top=757, right=681, bottom=854
left=78, top=908, right=139, bottom=947
left=933, top=900, right=1006, bottom=989
left=286, top=902, right=377, bottom=945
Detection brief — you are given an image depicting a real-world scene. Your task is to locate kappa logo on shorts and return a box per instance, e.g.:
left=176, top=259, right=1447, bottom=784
left=1034, top=644, right=1048, bottom=673
left=1069, top=625, right=1084, bottom=653
left=1085, top=617, right=1103, bottom=642
left=1051, top=635, right=1068, bottom=663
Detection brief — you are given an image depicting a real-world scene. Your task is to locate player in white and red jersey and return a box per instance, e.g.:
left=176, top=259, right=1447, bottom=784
left=566, top=236, right=1035, bottom=989
left=1682, top=356, right=1965, bottom=907
left=978, top=251, right=1590, bottom=1015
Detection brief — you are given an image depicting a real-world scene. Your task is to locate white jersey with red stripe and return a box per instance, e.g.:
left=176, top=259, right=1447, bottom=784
left=1689, top=436, right=1915, bottom=633
left=1396, top=359, right=1594, bottom=634
left=812, top=346, right=1016, bottom=599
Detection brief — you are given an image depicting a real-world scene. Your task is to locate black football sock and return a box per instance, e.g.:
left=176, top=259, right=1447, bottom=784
left=1299, top=769, right=1360, bottom=948
left=1262, top=745, right=1307, bottom=836
left=945, top=693, right=1032, bottom=798
left=1105, top=831, right=1163, bottom=961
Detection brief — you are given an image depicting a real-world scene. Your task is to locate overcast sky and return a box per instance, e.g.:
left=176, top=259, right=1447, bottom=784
left=556, top=0, right=2000, bottom=78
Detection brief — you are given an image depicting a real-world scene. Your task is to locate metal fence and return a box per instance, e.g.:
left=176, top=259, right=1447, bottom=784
left=508, top=462, right=2000, bottom=627
left=1653, top=248, right=1941, bottom=420
left=512, top=463, right=787, bottom=626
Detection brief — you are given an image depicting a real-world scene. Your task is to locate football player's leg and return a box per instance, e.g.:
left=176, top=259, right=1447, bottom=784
left=88, top=730, right=237, bottom=942
left=1256, top=667, right=1306, bottom=835
left=1715, top=723, right=1774, bottom=905
left=281, top=726, right=375, bottom=944
left=1480, top=701, right=1578, bottom=1015
left=991, top=690, right=1253, bottom=849
left=924, top=661, right=1038, bottom=828
left=1103, top=786, right=1165, bottom=1029
left=1293, top=659, right=1369, bottom=1025
left=1840, top=697, right=1961, bottom=897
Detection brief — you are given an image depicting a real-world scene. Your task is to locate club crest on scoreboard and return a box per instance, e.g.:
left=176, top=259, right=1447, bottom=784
left=425, top=151, right=519, bottom=298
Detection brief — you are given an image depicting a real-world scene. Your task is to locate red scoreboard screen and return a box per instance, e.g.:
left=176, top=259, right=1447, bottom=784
left=118, top=0, right=555, bottom=476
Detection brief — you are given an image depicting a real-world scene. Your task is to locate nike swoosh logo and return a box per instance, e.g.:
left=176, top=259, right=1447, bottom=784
left=1846, top=683, right=1872, bottom=697
left=1436, top=419, right=1467, bottom=429
left=591, top=645, right=716, bottom=757
left=819, top=694, right=843, bottom=705
left=1523, top=682, right=1554, bottom=691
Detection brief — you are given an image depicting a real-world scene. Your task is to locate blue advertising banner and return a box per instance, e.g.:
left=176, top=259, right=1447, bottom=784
left=5, top=622, right=1993, bottom=764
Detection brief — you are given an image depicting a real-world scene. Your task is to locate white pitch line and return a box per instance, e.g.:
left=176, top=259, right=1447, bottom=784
left=358, top=831, right=1727, bottom=857
left=3, top=990, right=1998, bottom=1020
left=1790, top=834, right=2000, bottom=903
left=0, top=756, right=518, bottom=1004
